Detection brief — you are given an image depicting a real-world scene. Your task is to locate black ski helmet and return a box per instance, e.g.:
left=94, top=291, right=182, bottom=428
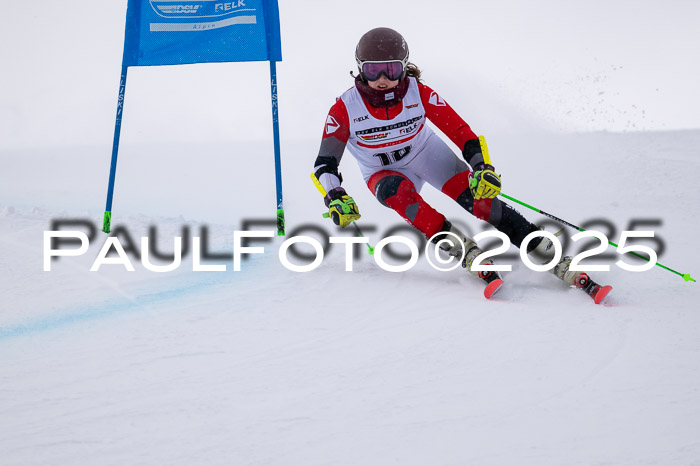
left=355, top=27, right=409, bottom=80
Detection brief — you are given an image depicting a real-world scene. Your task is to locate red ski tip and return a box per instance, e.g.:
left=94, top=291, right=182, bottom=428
left=484, top=279, right=504, bottom=299
left=594, top=285, right=613, bottom=305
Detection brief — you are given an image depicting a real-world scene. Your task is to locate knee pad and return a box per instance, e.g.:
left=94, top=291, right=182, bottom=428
left=374, top=175, right=408, bottom=207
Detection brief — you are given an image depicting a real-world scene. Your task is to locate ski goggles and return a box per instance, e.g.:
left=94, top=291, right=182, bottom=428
left=359, top=60, right=406, bottom=81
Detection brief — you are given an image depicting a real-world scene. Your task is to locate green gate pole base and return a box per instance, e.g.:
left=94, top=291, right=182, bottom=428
left=102, top=211, right=112, bottom=234
left=277, top=209, right=285, bottom=236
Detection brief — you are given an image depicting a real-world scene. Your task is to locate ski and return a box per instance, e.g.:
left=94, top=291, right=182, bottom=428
left=574, top=273, right=613, bottom=304
left=470, top=269, right=611, bottom=303
left=478, top=271, right=504, bottom=299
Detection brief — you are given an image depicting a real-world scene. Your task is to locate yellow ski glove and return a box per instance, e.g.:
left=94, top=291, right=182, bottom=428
left=324, top=188, right=361, bottom=228
left=469, top=165, right=502, bottom=200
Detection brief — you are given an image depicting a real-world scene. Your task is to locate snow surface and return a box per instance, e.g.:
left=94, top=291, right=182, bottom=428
left=2, top=130, right=699, bottom=465
left=2, top=0, right=700, bottom=464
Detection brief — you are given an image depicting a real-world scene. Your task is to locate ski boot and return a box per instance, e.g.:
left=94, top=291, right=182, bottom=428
left=528, top=229, right=613, bottom=304
left=432, top=220, right=504, bottom=299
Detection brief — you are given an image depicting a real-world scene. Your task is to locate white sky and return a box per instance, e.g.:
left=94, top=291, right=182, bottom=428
left=1, top=0, right=699, bottom=150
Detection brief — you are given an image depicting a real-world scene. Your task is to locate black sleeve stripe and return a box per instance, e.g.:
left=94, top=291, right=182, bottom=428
left=313, top=156, right=343, bottom=183
left=462, top=138, right=485, bottom=169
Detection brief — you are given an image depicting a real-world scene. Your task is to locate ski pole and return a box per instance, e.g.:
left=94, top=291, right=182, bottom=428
left=500, top=192, right=695, bottom=283
left=310, top=173, right=374, bottom=255
left=476, top=135, right=694, bottom=282
left=349, top=221, right=374, bottom=255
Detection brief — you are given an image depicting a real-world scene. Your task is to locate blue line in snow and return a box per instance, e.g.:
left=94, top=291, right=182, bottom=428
left=0, top=269, right=244, bottom=342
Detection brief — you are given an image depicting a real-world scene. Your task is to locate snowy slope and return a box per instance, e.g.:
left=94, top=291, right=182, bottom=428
left=1, top=130, right=699, bottom=465
left=2, top=0, right=700, bottom=462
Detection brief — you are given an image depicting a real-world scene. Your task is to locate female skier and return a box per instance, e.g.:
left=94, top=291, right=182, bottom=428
left=312, top=27, right=611, bottom=303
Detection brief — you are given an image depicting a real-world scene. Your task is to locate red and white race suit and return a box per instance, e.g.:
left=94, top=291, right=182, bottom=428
left=316, top=77, right=480, bottom=193
left=313, top=76, right=538, bottom=245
